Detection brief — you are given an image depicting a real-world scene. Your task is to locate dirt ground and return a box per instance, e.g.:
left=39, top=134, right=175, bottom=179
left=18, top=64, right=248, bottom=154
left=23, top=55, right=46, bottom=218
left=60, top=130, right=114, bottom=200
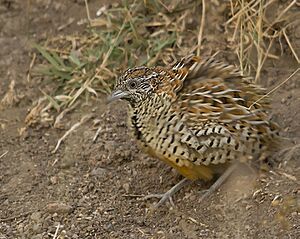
left=0, top=0, right=299, bottom=238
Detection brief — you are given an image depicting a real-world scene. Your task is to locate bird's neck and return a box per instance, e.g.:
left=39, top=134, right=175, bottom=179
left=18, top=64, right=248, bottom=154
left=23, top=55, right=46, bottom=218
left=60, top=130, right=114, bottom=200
left=128, top=94, right=171, bottom=140
left=131, top=94, right=170, bottom=118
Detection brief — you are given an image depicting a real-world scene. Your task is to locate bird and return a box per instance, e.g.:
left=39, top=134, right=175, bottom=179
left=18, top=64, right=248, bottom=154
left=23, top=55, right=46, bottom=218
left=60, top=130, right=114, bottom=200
left=108, top=54, right=280, bottom=208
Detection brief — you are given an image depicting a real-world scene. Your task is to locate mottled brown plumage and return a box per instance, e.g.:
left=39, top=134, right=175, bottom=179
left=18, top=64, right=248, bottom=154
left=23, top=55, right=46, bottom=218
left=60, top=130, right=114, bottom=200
left=109, top=55, right=279, bottom=205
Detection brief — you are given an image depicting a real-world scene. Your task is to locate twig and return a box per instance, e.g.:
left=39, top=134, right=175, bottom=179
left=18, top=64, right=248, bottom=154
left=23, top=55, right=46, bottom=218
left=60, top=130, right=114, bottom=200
left=197, top=0, right=206, bottom=56
left=51, top=158, right=59, bottom=167
left=279, top=171, right=297, bottom=182
left=248, top=68, right=300, bottom=110
left=52, top=114, right=94, bottom=153
left=58, top=18, right=75, bottom=31
left=92, top=126, right=102, bottom=142
left=84, top=0, right=91, bottom=25
left=27, top=53, right=36, bottom=82
left=255, top=36, right=275, bottom=82
left=54, top=102, right=79, bottom=128
left=157, top=0, right=171, bottom=12
left=254, top=1, right=263, bottom=82
left=137, top=228, right=146, bottom=235
left=52, top=223, right=60, bottom=239
left=283, top=28, right=300, bottom=64
left=263, top=0, right=297, bottom=34
left=244, top=0, right=276, bottom=24
left=226, top=0, right=257, bottom=25
left=0, top=151, right=8, bottom=159
left=238, top=1, right=244, bottom=74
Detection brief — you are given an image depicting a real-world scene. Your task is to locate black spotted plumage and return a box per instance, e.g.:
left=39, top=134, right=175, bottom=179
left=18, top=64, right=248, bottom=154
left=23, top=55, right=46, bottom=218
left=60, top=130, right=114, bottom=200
left=109, top=55, right=280, bottom=181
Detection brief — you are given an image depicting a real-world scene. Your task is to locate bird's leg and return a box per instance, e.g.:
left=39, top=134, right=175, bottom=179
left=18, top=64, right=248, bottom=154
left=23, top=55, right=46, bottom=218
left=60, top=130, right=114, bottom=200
left=199, top=163, right=238, bottom=202
left=143, top=178, right=191, bottom=208
left=143, top=163, right=238, bottom=209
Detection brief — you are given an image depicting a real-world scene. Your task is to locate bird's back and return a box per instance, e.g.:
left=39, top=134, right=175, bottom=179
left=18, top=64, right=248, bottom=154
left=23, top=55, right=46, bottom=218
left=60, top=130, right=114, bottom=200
left=128, top=55, right=280, bottom=180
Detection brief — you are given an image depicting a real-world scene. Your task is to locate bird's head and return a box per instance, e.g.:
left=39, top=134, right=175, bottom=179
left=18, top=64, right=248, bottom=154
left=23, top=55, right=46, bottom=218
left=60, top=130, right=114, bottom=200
left=108, top=66, right=161, bottom=106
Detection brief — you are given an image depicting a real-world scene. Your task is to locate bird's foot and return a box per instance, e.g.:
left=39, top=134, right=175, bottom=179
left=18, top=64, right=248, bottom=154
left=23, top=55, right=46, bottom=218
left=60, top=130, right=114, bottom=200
left=198, top=163, right=238, bottom=202
left=143, top=178, right=191, bottom=209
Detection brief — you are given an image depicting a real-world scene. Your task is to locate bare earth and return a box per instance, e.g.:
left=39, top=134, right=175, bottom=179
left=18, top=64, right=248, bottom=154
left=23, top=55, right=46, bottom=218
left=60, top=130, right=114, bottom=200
left=0, top=1, right=299, bottom=238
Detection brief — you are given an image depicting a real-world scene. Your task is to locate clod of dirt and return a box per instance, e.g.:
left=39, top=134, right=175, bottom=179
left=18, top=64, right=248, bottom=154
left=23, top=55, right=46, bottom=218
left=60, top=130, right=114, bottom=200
left=90, top=167, right=108, bottom=179
left=46, top=202, right=73, bottom=214
left=30, top=212, right=42, bottom=221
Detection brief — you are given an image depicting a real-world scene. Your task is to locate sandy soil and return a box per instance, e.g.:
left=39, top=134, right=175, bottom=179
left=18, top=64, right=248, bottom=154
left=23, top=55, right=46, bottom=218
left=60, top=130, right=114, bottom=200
left=0, top=0, right=299, bottom=238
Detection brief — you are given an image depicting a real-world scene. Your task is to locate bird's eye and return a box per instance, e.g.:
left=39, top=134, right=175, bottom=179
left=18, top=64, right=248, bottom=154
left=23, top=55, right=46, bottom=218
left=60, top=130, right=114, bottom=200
left=128, top=81, right=137, bottom=89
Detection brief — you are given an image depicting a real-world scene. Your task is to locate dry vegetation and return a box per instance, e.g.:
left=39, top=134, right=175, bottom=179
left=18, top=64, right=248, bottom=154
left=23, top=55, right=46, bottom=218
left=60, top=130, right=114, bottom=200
left=28, top=0, right=299, bottom=127
left=0, top=0, right=299, bottom=238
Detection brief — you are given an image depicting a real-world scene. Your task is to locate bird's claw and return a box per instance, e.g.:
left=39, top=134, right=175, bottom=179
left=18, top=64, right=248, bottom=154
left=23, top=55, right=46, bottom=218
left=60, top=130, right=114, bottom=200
left=143, top=192, right=175, bottom=209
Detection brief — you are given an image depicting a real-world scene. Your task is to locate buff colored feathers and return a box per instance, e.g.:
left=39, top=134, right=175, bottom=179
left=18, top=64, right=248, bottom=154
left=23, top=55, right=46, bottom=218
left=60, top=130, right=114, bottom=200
left=109, top=55, right=279, bottom=181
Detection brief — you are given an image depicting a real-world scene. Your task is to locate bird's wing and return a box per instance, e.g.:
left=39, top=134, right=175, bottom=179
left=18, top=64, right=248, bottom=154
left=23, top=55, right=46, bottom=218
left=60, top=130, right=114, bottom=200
left=166, top=56, right=279, bottom=166
left=170, top=55, right=273, bottom=126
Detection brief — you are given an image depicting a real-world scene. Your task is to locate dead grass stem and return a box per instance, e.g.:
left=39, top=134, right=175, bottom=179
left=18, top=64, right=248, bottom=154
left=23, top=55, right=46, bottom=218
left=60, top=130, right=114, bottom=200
left=249, top=67, right=300, bottom=110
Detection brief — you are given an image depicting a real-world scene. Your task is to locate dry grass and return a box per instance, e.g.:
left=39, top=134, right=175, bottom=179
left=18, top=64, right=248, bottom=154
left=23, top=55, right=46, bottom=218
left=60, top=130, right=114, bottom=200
left=0, top=80, right=18, bottom=109
left=226, top=0, right=299, bottom=80
left=27, top=0, right=299, bottom=126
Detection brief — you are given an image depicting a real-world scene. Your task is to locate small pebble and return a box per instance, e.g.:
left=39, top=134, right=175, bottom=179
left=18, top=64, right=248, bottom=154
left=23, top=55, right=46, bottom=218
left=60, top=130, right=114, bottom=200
left=46, top=202, right=73, bottom=214
left=30, top=211, right=42, bottom=221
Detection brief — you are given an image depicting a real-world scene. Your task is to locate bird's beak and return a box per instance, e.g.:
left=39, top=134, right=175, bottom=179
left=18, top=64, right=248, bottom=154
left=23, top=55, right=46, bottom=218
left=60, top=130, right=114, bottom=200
left=107, top=90, right=128, bottom=103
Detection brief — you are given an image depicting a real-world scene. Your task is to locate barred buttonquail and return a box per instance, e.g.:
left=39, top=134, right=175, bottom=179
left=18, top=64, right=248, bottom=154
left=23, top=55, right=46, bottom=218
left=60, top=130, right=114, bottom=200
left=108, top=55, right=279, bottom=207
